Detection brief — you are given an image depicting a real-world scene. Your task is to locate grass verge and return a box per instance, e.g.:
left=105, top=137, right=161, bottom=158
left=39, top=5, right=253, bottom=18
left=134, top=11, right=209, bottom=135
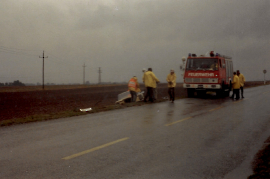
left=248, top=137, right=270, bottom=179
left=0, top=110, right=86, bottom=126
left=0, top=98, right=171, bottom=127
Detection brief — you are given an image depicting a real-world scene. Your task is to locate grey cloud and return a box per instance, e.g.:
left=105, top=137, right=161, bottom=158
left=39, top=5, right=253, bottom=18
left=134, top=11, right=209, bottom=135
left=0, top=0, right=269, bottom=83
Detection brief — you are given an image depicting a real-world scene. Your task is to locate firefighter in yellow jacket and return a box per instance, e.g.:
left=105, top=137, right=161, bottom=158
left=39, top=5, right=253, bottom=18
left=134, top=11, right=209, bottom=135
left=166, top=69, right=176, bottom=103
left=128, top=76, right=140, bottom=102
left=143, top=68, right=160, bottom=102
left=231, top=72, right=240, bottom=100
left=237, top=70, right=245, bottom=98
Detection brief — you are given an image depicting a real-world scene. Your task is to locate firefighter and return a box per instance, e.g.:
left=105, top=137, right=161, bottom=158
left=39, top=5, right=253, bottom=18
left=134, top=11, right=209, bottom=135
left=143, top=68, right=160, bottom=102
left=128, top=76, right=140, bottom=102
left=143, top=68, right=157, bottom=101
left=166, top=69, right=176, bottom=103
left=142, top=68, right=148, bottom=100
left=237, top=70, right=245, bottom=98
left=142, top=68, right=147, bottom=81
left=210, top=61, right=218, bottom=70
left=231, top=72, right=240, bottom=100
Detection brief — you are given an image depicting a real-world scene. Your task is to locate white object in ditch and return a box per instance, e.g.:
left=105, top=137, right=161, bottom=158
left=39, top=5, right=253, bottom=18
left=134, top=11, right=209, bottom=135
left=80, top=108, right=92, bottom=112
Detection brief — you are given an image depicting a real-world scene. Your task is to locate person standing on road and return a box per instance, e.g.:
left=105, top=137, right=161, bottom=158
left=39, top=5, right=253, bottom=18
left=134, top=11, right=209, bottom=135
left=142, top=68, right=147, bottom=82
left=237, top=70, right=245, bottom=98
left=143, top=68, right=158, bottom=102
left=166, top=69, right=177, bottom=103
left=231, top=72, right=240, bottom=100
left=128, top=76, right=140, bottom=102
left=142, top=68, right=147, bottom=98
left=143, top=68, right=160, bottom=102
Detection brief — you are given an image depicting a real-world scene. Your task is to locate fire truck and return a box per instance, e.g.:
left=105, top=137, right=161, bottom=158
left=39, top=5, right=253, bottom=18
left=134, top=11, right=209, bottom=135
left=182, top=51, right=233, bottom=97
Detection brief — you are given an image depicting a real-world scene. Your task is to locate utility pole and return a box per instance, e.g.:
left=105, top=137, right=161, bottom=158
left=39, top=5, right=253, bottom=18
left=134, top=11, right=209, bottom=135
left=263, top=69, right=267, bottom=85
left=39, top=50, right=48, bottom=89
left=98, top=67, right=102, bottom=84
left=83, top=63, right=86, bottom=85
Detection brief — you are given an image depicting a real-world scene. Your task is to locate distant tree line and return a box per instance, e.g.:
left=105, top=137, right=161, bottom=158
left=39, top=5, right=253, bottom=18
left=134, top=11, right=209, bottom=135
left=0, top=80, right=25, bottom=87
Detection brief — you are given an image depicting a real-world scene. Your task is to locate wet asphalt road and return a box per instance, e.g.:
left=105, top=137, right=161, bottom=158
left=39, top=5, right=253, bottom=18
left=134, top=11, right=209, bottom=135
left=1, top=85, right=270, bottom=179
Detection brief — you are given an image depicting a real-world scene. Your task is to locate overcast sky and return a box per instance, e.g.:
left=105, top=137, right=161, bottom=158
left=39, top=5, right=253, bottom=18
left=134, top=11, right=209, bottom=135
left=0, top=0, right=269, bottom=84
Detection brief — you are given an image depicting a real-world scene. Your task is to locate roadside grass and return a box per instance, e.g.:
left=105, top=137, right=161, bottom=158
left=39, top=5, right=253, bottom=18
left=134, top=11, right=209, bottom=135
left=248, top=136, right=270, bottom=179
left=0, top=110, right=87, bottom=126
left=0, top=98, right=172, bottom=127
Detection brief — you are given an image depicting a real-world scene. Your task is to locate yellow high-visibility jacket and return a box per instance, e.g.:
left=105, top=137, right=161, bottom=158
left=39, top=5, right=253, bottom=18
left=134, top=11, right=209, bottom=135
left=144, top=71, right=159, bottom=88
left=166, top=73, right=176, bottom=87
left=232, top=75, right=240, bottom=89
left=238, top=73, right=245, bottom=87
left=128, top=77, right=140, bottom=92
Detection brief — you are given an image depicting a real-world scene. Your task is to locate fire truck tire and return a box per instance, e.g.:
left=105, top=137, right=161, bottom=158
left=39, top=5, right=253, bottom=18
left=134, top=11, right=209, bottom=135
left=217, top=81, right=227, bottom=97
left=216, top=89, right=224, bottom=97
left=197, top=90, right=206, bottom=97
left=187, top=89, right=194, bottom=98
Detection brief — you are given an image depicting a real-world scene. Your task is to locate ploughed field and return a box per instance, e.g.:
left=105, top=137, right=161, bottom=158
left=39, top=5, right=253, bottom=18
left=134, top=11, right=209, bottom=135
left=0, top=83, right=186, bottom=122
left=0, top=81, right=266, bottom=123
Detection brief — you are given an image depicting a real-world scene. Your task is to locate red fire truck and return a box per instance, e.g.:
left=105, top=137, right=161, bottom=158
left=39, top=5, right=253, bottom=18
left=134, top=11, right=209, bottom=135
left=183, top=51, right=233, bottom=97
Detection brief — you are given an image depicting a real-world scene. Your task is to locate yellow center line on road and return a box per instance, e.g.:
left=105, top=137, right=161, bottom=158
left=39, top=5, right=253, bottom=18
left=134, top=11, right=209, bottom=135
left=209, top=106, right=223, bottom=112
left=165, top=117, right=192, bottom=126
left=62, top=137, right=129, bottom=160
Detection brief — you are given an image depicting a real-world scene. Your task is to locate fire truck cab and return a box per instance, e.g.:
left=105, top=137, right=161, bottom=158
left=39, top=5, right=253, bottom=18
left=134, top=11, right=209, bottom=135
left=183, top=51, right=233, bottom=97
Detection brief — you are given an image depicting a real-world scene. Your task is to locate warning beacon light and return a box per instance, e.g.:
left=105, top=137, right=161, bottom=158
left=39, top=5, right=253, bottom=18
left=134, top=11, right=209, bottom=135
left=210, top=51, right=215, bottom=57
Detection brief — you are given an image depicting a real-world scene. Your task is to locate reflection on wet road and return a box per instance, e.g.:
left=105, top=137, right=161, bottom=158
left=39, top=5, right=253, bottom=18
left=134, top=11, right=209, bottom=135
left=1, top=85, right=270, bottom=178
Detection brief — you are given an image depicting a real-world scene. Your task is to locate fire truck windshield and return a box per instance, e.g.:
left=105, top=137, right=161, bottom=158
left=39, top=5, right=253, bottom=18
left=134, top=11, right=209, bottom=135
left=186, top=58, right=218, bottom=71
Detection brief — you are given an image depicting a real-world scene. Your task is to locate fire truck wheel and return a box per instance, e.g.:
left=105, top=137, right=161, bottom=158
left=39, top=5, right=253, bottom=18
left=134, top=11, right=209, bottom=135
left=217, top=82, right=226, bottom=98
left=197, top=91, right=206, bottom=97
left=216, top=89, right=224, bottom=97
left=187, top=89, right=194, bottom=98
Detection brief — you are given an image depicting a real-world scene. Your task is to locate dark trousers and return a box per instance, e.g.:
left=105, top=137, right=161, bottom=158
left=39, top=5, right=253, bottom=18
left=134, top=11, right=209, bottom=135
left=240, top=87, right=244, bottom=97
left=232, top=89, right=240, bottom=99
left=130, top=90, right=137, bottom=102
left=168, top=87, right=175, bottom=101
left=144, top=87, right=153, bottom=102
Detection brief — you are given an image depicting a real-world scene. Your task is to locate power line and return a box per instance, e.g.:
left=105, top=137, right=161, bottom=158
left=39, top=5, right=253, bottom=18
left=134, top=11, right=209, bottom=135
left=0, top=45, right=102, bottom=84
left=0, top=46, right=85, bottom=70
left=0, top=48, right=40, bottom=58
left=46, top=52, right=82, bottom=68
left=0, top=45, right=41, bottom=52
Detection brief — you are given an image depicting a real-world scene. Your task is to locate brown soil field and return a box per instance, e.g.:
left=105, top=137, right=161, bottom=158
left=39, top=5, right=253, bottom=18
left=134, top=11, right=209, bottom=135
left=0, top=81, right=268, bottom=125
left=0, top=83, right=187, bottom=124
left=248, top=136, right=270, bottom=179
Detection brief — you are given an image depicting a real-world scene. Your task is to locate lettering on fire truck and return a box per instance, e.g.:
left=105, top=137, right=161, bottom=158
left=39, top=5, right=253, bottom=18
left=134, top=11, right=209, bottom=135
left=188, top=73, right=215, bottom=77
